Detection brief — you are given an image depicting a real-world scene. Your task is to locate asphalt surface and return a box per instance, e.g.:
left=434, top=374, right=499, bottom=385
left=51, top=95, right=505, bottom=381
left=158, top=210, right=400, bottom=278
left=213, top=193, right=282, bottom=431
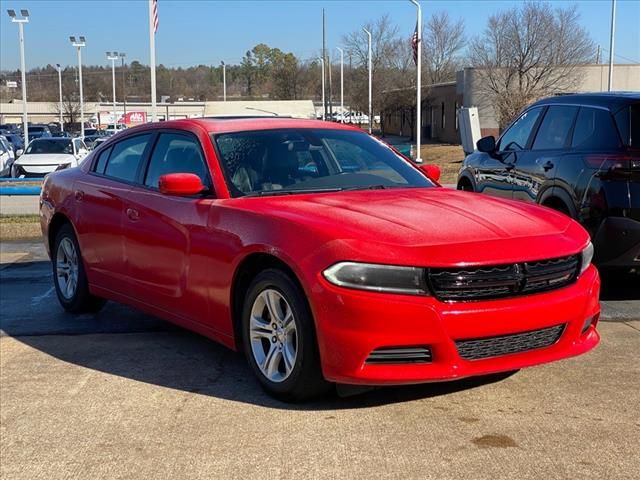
left=1, top=241, right=639, bottom=479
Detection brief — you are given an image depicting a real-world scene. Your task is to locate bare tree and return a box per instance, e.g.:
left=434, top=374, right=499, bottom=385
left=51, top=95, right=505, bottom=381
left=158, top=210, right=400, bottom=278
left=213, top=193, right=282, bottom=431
left=342, top=15, right=414, bottom=118
left=470, top=1, right=595, bottom=128
left=51, top=91, right=81, bottom=126
left=423, top=11, right=465, bottom=85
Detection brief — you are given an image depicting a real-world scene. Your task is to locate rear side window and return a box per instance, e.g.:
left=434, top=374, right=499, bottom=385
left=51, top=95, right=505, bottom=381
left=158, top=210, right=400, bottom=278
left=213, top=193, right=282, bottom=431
left=532, top=106, right=578, bottom=150
left=571, top=108, right=620, bottom=150
left=94, top=147, right=112, bottom=174
left=144, top=133, right=209, bottom=188
left=104, top=134, right=151, bottom=182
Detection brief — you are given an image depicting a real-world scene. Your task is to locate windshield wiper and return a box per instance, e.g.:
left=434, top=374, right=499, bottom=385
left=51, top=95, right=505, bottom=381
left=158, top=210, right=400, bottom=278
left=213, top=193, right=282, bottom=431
left=342, top=184, right=397, bottom=191
left=244, top=187, right=344, bottom=197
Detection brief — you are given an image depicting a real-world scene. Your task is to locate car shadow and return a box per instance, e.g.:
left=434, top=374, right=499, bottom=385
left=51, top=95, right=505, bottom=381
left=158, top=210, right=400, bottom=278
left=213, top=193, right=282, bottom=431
left=1, top=260, right=519, bottom=410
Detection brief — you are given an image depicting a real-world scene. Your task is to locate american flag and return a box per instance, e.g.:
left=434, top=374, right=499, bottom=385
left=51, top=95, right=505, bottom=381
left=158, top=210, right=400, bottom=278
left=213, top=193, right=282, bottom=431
left=411, top=21, right=418, bottom=65
left=152, top=0, right=159, bottom=34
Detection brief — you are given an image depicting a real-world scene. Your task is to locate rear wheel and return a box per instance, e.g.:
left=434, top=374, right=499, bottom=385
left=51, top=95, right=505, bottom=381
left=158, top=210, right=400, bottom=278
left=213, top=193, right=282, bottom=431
left=457, top=178, right=474, bottom=192
left=241, top=268, right=329, bottom=401
left=53, top=223, right=105, bottom=313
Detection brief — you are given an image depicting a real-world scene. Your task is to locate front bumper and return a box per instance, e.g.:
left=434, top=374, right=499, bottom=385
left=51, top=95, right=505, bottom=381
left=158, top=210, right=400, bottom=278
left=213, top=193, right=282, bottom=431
left=312, top=265, right=600, bottom=385
left=592, top=216, right=640, bottom=268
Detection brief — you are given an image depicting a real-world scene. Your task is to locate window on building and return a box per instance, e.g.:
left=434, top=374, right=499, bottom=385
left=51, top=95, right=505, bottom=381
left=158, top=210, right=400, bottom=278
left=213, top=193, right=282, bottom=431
left=441, top=102, right=445, bottom=129
left=455, top=102, right=459, bottom=131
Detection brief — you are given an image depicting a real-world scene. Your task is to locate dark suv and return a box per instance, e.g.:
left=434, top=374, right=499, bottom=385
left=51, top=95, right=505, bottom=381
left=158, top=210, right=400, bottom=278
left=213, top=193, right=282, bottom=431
left=458, top=92, right=639, bottom=269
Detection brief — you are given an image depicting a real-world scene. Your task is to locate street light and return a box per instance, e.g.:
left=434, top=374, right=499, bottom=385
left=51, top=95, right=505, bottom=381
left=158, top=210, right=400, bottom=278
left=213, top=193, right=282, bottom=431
left=336, top=47, right=344, bottom=123
left=363, top=28, right=372, bottom=133
left=410, top=0, right=423, bottom=162
left=318, top=57, right=325, bottom=121
left=221, top=61, right=226, bottom=102
left=70, top=36, right=86, bottom=138
left=56, top=63, right=63, bottom=131
left=7, top=8, right=29, bottom=145
left=119, top=52, right=127, bottom=117
left=107, top=51, right=119, bottom=128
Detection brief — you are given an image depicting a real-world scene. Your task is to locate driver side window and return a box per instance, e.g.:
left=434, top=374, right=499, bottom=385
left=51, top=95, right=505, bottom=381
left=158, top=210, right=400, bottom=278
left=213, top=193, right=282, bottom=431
left=497, top=107, right=543, bottom=152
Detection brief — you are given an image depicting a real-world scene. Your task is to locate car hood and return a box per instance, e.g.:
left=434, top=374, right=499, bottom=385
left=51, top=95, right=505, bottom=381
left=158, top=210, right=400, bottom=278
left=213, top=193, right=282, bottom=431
left=235, top=188, right=589, bottom=266
left=15, top=153, right=75, bottom=165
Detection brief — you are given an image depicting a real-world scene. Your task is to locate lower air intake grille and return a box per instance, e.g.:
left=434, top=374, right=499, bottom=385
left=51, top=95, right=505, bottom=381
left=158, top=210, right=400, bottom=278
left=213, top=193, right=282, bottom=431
left=366, top=346, right=432, bottom=364
left=456, top=324, right=565, bottom=361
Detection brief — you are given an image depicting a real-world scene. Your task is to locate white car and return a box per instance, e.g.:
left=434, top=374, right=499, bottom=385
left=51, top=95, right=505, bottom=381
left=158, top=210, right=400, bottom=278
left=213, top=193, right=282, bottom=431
left=0, top=135, right=16, bottom=177
left=104, top=124, right=126, bottom=136
left=11, top=137, right=89, bottom=178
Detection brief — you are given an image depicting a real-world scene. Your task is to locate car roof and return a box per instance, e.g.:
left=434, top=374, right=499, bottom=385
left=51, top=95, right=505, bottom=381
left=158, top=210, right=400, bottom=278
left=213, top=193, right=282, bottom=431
left=123, top=118, right=364, bottom=135
left=530, top=91, right=640, bottom=112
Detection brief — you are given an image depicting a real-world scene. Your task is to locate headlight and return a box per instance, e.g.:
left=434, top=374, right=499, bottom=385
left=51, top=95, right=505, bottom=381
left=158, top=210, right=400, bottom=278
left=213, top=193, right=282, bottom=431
left=323, top=261, right=428, bottom=295
left=580, top=241, right=594, bottom=274
left=55, top=163, right=72, bottom=171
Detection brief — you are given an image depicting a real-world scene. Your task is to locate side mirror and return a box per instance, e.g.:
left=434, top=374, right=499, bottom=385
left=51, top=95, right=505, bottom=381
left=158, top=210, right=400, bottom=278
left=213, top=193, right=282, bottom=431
left=158, top=173, right=206, bottom=196
left=419, top=164, right=441, bottom=182
left=476, top=136, right=496, bottom=153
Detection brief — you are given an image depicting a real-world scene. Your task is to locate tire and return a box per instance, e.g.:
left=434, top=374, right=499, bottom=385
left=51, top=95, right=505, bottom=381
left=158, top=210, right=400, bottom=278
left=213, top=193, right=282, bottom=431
left=52, top=223, right=105, bottom=313
left=457, top=178, right=474, bottom=192
left=241, top=268, right=330, bottom=401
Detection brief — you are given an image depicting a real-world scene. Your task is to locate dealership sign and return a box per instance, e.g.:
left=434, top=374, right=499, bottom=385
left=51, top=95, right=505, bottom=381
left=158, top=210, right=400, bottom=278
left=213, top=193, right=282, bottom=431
left=99, top=111, right=147, bottom=127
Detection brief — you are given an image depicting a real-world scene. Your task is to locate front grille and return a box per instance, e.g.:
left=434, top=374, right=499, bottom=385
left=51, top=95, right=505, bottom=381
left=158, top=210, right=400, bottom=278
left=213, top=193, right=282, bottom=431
left=427, top=255, right=579, bottom=302
left=366, top=346, right=432, bottom=364
left=456, top=324, right=565, bottom=361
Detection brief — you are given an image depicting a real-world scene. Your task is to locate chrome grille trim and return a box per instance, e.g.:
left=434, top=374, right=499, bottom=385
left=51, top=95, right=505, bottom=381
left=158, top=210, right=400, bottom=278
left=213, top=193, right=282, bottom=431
left=455, top=324, right=565, bottom=361
left=427, top=255, right=579, bottom=302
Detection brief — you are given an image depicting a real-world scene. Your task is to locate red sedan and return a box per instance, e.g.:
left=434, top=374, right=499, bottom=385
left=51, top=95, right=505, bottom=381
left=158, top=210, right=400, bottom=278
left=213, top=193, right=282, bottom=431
left=40, top=118, right=600, bottom=401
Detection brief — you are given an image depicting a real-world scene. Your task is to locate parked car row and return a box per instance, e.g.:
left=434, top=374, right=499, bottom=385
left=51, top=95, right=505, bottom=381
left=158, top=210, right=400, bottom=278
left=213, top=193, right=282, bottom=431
left=0, top=123, right=127, bottom=177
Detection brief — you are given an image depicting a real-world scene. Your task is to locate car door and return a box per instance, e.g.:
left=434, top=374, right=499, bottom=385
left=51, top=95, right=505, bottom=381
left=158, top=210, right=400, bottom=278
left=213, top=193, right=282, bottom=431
left=476, top=107, right=544, bottom=198
left=73, top=134, right=153, bottom=292
left=512, top=106, right=578, bottom=203
left=118, top=130, right=214, bottom=322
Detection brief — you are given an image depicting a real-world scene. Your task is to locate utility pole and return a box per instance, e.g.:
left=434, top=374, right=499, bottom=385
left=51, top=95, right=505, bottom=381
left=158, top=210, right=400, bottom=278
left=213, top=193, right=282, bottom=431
left=328, top=52, right=333, bottom=120
left=336, top=47, right=344, bottom=123
left=410, top=0, right=423, bottom=162
left=70, top=36, right=86, bottom=138
left=363, top=28, right=372, bottom=134
left=56, top=64, right=63, bottom=131
left=322, top=8, right=327, bottom=121
left=119, top=53, right=127, bottom=117
left=7, top=9, right=29, bottom=145
left=221, top=61, right=226, bottom=101
left=107, top=52, right=119, bottom=127
left=607, top=0, right=616, bottom=91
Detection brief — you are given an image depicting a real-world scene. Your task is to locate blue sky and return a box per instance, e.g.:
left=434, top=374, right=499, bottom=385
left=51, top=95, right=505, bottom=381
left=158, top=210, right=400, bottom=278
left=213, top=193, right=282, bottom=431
left=1, top=0, right=639, bottom=70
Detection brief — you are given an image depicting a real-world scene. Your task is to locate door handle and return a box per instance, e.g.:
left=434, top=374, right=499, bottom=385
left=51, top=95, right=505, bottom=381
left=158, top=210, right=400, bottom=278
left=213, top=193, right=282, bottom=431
left=74, top=190, right=84, bottom=201
left=542, top=161, right=554, bottom=171
left=126, top=208, right=139, bottom=222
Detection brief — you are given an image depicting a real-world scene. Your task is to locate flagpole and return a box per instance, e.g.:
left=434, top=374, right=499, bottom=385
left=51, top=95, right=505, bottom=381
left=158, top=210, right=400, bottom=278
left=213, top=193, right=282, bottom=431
left=148, top=0, right=157, bottom=122
left=410, top=0, right=422, bottom=163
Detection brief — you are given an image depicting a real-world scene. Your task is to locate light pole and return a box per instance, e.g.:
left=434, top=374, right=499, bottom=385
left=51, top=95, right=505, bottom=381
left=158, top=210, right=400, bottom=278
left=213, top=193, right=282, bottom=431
left=410, top=0, right=422, bottom=162
left=363, top=28, right=372, bottom=133
left=70, top=36, right=86, bottom=138
left=607, top=0, right=616, bottom=92
left=318, top=57, right=325, bottom=120
left=7, top=9, right=29, bottom=146
left=119, top=53, right=127, bottom=117
left=107, top=51, right=119, bottom=127
left=56, top=63, right=63, bottom=131
left=336, top=47, right=344, bottom=123
left=221, top=61, right=226, bottom=101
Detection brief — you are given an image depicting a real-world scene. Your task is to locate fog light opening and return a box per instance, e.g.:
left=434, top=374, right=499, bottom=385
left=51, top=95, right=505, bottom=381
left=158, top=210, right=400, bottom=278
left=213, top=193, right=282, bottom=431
left=581, top=314, right=598, bottom=334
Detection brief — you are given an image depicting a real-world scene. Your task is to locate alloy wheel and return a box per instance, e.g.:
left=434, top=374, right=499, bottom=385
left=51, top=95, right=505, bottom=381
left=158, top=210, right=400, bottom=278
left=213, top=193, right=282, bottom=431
left=56, top=237, right=79, bottom=300
left=249, top=289, right=298, bottom=383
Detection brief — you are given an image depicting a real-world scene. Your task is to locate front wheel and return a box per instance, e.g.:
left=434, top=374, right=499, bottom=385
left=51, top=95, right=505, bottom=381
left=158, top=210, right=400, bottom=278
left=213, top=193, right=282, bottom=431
left=53, top=223, right=105, bottom=313
left=241, top=269, right=329, bottom=401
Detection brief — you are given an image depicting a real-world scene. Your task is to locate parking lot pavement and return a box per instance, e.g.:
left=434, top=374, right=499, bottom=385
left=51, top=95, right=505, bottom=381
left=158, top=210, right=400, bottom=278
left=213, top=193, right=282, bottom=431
left=1, top=241, right=639, bottom=479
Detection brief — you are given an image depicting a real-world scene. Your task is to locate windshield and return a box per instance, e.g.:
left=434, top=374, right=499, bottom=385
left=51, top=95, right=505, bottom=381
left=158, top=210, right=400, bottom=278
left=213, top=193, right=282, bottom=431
left=25, top=139, right=73, bottom=155
left=212, top=128, right=433, bottom=197
left=29, top=126, right=47, bottom=133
